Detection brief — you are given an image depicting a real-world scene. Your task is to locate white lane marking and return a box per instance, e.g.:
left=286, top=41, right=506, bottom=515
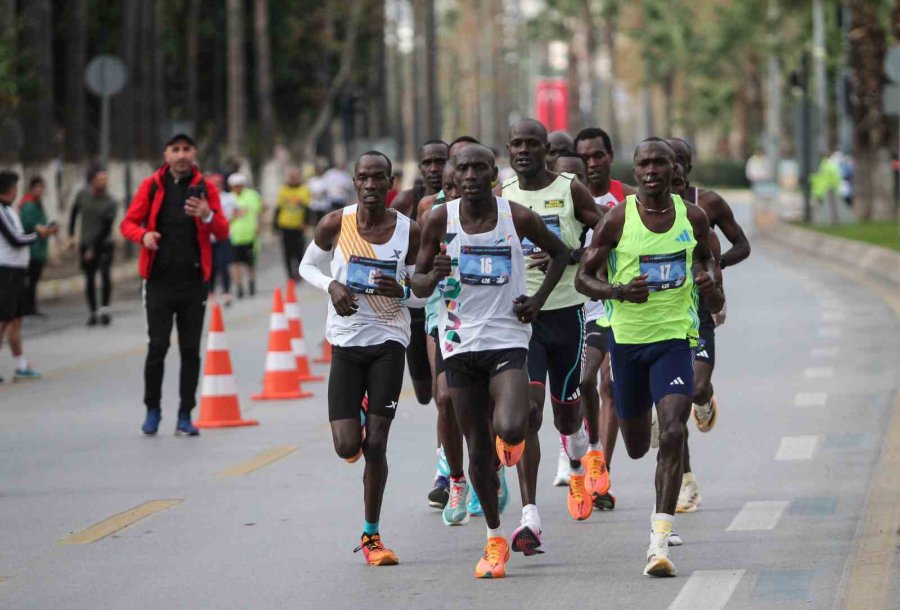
left=810, top=347, right=838, bottom=358
left=727, top=501, right=789, bottom=531
left=821, top=311, right=845, bottom=322
left=804, top=367, right=834, bottom=379
left=794, top=393, right=827, bottom=408
left=668, top=570, right=746, bottom=610
left=818, top=327, right=843, bottom=338
left=775, top=435, right=819, bottom=460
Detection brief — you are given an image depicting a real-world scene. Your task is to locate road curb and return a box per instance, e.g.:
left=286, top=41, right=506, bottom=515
left=754, top=210, right=900, bottom=290
left=36, top=261, right=141, bottom=301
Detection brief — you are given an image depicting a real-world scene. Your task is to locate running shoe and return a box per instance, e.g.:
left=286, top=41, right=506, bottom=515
left=175, top=416, right=200, bottom=437
left=442, top=479, right=469, bottom=525
left=676, top=474, right=701, bottom=513
left=13, top=368, right=42, bottom=381
left=99, top=307, right=112, bottom=326
left=468, top=488, right=483, bottom=516
left=692, top=395, right=719, bottom=433
left=475, top=537, right=510, bottom=579
left=644, top=533, right=676, bottom=577
left=429, top=475, right=450, bottom=508
left=582, top=450, right=611, bottom=496
left=552, top=446, right=570, bottom=487
left=669, top=532, right=683, bottom=546
left=354, top=533, right=399, bottom=566
left=650, top=409, right=660, bottom=449
left=593, top=490, right=616, bottom=511
left=567, top=473, right=593, bottom=521
left=511, top=520, right=544, bottom=555
left=496, top=437, right=525, bottom=467
left=498, top=467, right=510, bottom=514
left=87, top=312, right=99, bottom=326
left=141, top=408, right=161, bottom=435
left=437, top=446, right=450, bottom=478
left=562, top=425, right=589, bottom=461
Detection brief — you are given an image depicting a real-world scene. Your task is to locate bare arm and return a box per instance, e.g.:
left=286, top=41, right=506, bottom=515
left=700, top=189, right=750, bottom=268
left=390, top=189, right=416, bottom=217
left=688, top=205, right=725, bottom=313
left=411, top=205, right=449, bottom=298
left=512, top=202, right=569, bottom=306
left=569, top=180, right=603, bottom=263
left=575, top=204, right=625, bottom=301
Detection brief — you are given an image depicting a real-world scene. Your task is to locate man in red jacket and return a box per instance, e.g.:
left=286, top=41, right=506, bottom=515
left=121, top=133, right=229, bottom=436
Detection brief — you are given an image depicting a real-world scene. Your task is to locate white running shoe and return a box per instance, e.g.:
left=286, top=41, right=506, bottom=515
left=676, top=474, right=702, bottom=513
left=692, top=395, right=719, bottom=432
left=650, top=409, right=660, bottom=449
left=644, top=532, right=676, bottom=577
left=562, top=425, right=589, bottom=461
left=649, top=529, right=683, bottom=546
left=553, top=446, right=570, bottom=487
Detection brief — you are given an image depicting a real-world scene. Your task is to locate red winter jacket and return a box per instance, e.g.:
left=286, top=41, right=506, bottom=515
left=120, top=164, right=229, bottom=281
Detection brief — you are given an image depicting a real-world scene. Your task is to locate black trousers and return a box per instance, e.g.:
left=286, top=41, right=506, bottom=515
left=23, top=259, right=44, bottom=315
left=143, top=277, right=207, bottom=415
left=280, top=228, right=305, bottom=280
left=81, top=243, right=113, bottom=313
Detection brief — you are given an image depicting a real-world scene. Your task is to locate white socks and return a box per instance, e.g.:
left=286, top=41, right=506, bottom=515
left=589, top=441, right=602, bottom=453
left=522, top=504, right=541, bottom=529
left=15, top=355, right=27, bottom=370
left=487, top=525, right=504, bottom=539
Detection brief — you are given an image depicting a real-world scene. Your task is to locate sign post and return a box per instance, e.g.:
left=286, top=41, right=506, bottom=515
left=84, top=55, right=128, bottom=169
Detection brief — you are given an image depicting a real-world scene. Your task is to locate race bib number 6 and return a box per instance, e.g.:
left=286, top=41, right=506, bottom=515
left=460, top=245, right=512, bottom=285
left=639, top=251, right=687, bottom=292
left=347, top=256, right=398, bottom=294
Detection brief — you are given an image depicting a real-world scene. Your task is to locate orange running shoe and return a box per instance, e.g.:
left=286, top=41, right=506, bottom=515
left=475, top=536, right=510, bottom=579
left=582, top=450, right=611, bottom=496
left=354, top=533, right=399, bottom=566
left=567, top=473, right=593, bottom=520
left=496, top=437, right=525, bottom=467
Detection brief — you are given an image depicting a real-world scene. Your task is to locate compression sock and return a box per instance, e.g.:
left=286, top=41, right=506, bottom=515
left=363, top=520, right=379, bottom=536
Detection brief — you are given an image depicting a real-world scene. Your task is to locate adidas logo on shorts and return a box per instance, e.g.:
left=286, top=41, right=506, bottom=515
left=669, top=377, right=685, bottom=386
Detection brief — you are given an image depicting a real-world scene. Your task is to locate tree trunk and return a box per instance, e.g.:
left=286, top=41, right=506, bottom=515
left=19, top=0, right=54, bottom=163
left=186, top=0, right=201, bottom=129
left=0, top=0, right=20, bottom=161
left=847, top=0, right=890, bottom=220
left=227, top=0, right=247, bottom=160
left=254, top=0, right=276, bottom=157
left=601, top=0, right=621, bottom=147
left=152, top=1, right=166, bottom=152
left=62, top=0, right=87, bottom=162
left=113, top=0, right=139, bottom=160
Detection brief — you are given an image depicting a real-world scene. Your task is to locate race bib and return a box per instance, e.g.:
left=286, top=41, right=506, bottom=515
left=347, top=256, right=397, bottom=294
left=639, top=251, right=687, bottom=292
left=522, top=214, right=561, bottom=255
left=460, top=246, right=512, bottom=285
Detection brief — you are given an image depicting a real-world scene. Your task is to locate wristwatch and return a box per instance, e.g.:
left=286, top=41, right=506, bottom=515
left=611, top=283, right=623, bottom=301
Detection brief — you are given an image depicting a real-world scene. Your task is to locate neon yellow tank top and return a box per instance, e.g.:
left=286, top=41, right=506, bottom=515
left=606, top=194, right=698, bottom=344
left=501, top=172, right=587, bottom=311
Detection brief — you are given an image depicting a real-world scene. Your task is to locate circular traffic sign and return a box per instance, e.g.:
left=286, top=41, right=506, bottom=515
left=84, top=55, right=128, bottom=97
left=885, top=45, right=900, bottom=82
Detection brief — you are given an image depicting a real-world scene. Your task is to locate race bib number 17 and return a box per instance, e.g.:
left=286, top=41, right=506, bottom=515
left=639, top=251, right=687, bottom=292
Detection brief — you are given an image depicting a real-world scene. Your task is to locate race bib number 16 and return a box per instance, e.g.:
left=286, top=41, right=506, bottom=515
left=460, top=246, right=512, bottom=285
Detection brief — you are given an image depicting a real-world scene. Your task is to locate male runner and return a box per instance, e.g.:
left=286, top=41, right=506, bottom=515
left=667, top=137, right=750, bottom=513
left=572, top=127, right=636, bottom=512
left=501, top=118, right=602, bottom=543
left=551, top=151, right=587, bottom=184
left=413, top=144, right=569, bottom=578
left=547, top=130, right=575, bottom=168
left=575, top=138, right=723, bottom=577
left=298, top=151, right=426, bottom=566
left=391, top=140, right=449, bottom=409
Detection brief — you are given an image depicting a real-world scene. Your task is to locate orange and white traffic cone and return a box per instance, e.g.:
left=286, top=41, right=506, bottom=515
left=196, top=304, right=259, bottom=428
left=285, top=282, right=323, bottom=383
left=314, top=339, right=332, bottom=364
left=252, top=288, right=313, bottom=400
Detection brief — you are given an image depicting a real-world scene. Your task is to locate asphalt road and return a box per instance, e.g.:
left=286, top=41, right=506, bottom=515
left=0, top=198, right=897, bottom=609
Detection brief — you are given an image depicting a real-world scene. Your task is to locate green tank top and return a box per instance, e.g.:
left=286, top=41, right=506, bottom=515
left=606, top=194, right=698, bottom=345
left=501, top=173, right=586, bottom=311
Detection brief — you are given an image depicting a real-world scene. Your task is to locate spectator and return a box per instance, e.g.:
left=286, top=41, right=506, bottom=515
left=207, top=173, right=235, bottom=306
left=227, top=172, right=263, bottom=298
left=386, top=169, right=403, bottom=206
left=307, top=164, right=330, bottom=225
left=68, top=169, right=118, bottom=326
left=18, top=176, right=50, bottom=317
left=322, top=162, right=354, bottom=211
left=120, top=133, right=229, bottom=436
left=0, top=170, right=56, bottom=382
left=274, top=167, right=309, bottom=282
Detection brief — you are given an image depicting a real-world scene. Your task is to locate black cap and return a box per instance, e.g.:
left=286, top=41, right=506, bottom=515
left=164, top=133, right=196, bottom=148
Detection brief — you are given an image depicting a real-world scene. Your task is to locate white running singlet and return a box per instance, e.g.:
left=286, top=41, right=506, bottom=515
left=326, top=204, right=412, bottom=348
left=584, top=180, right=626, bottom=323
left=438, top=197, right=531, bottom=358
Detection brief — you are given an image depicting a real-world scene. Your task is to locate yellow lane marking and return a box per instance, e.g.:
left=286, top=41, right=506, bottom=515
left=840, top=391, right=900, bottom=610
left=217, top=445, right=298, bottom=477
left=60, top=499, right=182, bottom=545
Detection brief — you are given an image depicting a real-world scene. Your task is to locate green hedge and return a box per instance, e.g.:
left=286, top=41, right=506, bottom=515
left=611, top=160, right=750, bottom=189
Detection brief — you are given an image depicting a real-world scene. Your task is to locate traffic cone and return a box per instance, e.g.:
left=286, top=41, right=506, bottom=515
left=252, top=288, right=313, bottom=400
left=196, top=304, right=258, bottom=428
left=314, top=339, right=332, bottom=364
left=285, top=281, right=323, bottom=383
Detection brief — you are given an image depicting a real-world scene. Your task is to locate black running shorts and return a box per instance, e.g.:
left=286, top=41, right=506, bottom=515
left=694, top=302, right=716, bottom=368
left=444, top=348, right=528, bottom=389
left=584, top=319, right=610, bottom=354
left=0, top=266, right=26, bottom=322
left=527, top=304, right=585, bottom=403
left=405, top=308, right=432, bottom=383
left=328, top=340, right=406, bottom=421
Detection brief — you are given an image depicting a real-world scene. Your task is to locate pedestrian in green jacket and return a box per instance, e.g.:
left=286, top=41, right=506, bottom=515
left=18, top=176, right=49, bottom=317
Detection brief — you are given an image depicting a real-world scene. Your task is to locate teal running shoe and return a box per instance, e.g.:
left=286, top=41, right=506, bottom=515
left=498, top=466, right=510, bottom=514
left=468, top=487, right=483, bottom=516
left=437, top=446, right=450, bottom=478
left=442, top=479, right=470, bottom=525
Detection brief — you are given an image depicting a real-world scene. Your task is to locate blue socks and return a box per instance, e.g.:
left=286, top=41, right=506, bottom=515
left=363, top=520, right=379, bottom=536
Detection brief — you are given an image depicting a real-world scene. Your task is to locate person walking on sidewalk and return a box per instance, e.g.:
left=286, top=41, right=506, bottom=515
left=274, top=167, right=309, bottom=282
left=0, top=171, right=57, bottom=383
left=120, top=133, right=229, bottom=437
left=68, top=169, right=118, bottom=326
left=227, top=172, right=263, bottom=298
left=18, top=176, right=50, bottom=317
left=207, top=173, right=235, bottom=306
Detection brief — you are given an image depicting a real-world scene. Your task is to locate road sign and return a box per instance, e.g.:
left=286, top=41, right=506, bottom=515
left=885, top=45, right=900, bottom=83
left=84, top=55, right=128, bottom=97
left=883, top=83, right=900, bottom=116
